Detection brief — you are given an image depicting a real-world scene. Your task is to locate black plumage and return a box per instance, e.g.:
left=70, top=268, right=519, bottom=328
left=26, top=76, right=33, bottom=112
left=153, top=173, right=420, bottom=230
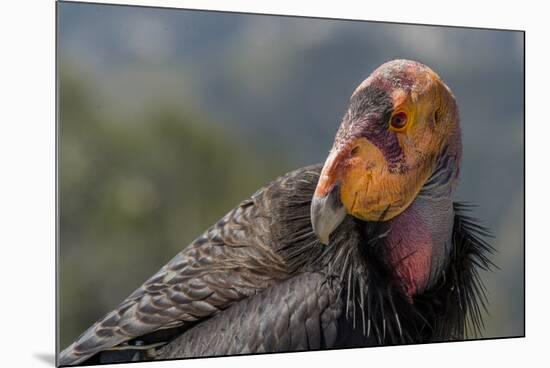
left=59, top=165, right=494, bottom=365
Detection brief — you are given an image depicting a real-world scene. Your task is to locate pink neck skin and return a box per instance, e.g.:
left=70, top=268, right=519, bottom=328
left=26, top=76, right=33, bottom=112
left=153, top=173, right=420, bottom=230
left=385, top=204, right=434, bottom=300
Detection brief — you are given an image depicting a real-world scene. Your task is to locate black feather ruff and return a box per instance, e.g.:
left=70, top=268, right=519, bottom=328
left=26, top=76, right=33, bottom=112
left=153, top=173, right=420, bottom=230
left=273, top=166, right=497, bottom=346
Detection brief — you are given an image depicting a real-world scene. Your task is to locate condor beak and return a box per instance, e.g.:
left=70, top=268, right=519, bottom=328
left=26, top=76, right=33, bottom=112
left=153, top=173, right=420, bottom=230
left=311, top=150, right=347, bottom=245
left=311, top=185, right=346, bottom=245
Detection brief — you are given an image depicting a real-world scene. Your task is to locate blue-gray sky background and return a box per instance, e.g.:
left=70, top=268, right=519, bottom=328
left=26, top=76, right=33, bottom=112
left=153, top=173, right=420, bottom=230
left=58, top=2, right=524, bottom=349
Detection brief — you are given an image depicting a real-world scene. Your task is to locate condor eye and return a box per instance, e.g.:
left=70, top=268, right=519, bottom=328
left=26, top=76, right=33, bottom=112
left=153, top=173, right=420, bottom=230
left=390, top=112, right=408, bottom=131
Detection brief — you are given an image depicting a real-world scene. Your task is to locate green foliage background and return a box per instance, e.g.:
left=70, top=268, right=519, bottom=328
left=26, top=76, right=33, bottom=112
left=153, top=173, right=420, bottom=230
left=59, top=68, right=287, bottom=346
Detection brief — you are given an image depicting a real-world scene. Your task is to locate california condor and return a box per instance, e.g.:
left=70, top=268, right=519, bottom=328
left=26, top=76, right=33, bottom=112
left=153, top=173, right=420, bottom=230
left=59, top=59, right=495, bottom=366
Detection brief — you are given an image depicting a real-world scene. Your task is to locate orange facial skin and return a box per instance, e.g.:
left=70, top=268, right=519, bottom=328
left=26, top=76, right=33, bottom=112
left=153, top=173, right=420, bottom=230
left=314, top=60, right=461, bottom=222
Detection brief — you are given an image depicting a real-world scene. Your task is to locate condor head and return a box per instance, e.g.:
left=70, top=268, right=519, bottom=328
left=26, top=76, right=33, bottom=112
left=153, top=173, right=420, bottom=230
left=311, top=60, right=461, bottom=245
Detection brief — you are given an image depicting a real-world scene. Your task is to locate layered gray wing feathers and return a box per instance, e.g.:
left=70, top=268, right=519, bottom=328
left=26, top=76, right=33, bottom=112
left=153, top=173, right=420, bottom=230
left=59, top=190, right=290, bottom=366
left=155, top=272, right=342, bottom=358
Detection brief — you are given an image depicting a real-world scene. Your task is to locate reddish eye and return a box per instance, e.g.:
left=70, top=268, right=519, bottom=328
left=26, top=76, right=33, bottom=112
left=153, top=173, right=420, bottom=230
left=390, top=112, right=408, bottom=130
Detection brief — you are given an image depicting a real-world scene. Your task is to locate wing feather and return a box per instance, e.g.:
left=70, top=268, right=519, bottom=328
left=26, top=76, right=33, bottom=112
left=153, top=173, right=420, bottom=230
left=154, top=272, right=342, bottom=359
left=60, top=195, right=286, bottom=365
left=59, top=165, right=323, bottom=366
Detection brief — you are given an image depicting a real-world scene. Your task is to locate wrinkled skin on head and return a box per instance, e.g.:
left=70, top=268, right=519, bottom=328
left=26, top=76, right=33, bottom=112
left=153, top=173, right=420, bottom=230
left=312, top=60, right=461, bottom=243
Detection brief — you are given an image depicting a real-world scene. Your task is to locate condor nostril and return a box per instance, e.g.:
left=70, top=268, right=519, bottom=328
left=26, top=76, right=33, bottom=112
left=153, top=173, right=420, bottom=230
left=350, top=145, right=361, bottom=157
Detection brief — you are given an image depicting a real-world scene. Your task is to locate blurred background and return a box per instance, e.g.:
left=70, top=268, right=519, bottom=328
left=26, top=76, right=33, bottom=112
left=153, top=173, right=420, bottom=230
left=58, top=2, right=524, bottom=349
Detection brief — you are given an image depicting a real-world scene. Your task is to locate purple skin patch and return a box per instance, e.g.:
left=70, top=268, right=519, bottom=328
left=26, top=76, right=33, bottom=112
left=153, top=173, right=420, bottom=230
left=355, top=114, right=408, bottom=174
left=334, top=83, right=410, bottom=175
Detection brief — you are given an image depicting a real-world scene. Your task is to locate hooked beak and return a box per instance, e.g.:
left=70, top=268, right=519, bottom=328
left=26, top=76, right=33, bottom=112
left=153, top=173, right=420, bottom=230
left=311, top=185, right=346, bottom=245
left=311, top=149, right=347, bottom=245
